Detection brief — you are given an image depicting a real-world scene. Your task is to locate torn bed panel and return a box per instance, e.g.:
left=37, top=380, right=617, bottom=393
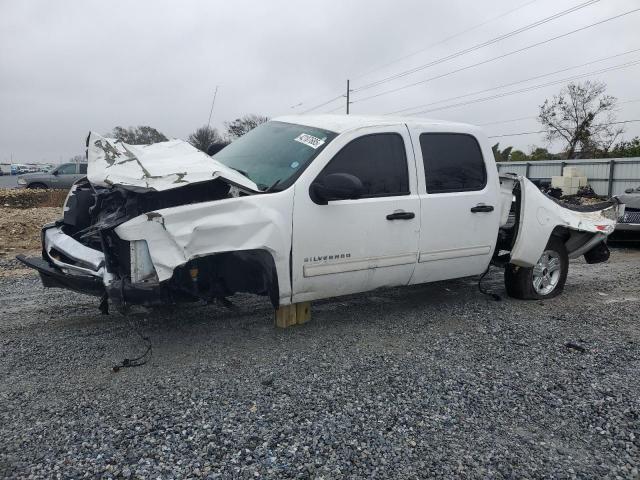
left=509, top=177, right=619, bottom=267
left=86, top=132, right=259, bottom=192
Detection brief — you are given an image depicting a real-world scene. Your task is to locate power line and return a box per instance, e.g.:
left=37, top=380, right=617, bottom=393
left=395, top=59, right=640, bottom=116
left=288, top=0, right=540, bottom=112
left=479, top=116, right=538, bottom=126
left=354, top=8, right=640, bottom=106
left=290, top=0, right=596, bottom=117
left=300, top=94, right=345, bottom=114
left=388, top=48, right=640, bottom=115
left=328, top=96, right=640, bottom=119
left=291, top=5, right=640, bottom=118
left=472, top=98, right=640, bottom=128
left=324, top=104, right=346, bottom=114
left=350, top=0, right=541, bottom=81
left=353, top=0, right=600, bottom=93
left=488, top=119, right=640, bottom=138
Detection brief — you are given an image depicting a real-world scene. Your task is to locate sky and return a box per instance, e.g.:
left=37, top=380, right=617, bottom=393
left=1, top=0, right=639, bottom=164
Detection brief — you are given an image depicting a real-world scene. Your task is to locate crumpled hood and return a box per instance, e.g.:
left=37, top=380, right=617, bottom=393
left=86, top=131, right=259, bottom=192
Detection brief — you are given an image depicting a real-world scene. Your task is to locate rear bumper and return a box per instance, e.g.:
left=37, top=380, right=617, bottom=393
left=616, top=208, right=640, bottom=232
left=615, top=222, right=640, bottom=232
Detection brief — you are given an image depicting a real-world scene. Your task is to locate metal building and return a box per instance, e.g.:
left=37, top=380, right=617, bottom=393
left=496, top=158, right=640, bottom=196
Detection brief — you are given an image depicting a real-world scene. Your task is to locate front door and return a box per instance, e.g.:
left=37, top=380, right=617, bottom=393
left=52, top=163, right=78, bottom=189
left=291, top=126, right=420, bottom=303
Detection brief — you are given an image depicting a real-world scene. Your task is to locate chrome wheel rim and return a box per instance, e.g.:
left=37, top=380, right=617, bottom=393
left=532, top=250, right=561, bottom=295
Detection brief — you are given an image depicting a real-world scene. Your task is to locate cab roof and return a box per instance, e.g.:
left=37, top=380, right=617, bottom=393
left=273, top=114, right=479, bottom=135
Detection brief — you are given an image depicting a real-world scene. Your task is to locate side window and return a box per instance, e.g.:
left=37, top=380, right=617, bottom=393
left=79, top=163, right=87, bottom=174
left=420, top=133, right=487, bottom=193
left=320, top=133, right=409, bottom=197
left=57, top=164, right=77, bottom=175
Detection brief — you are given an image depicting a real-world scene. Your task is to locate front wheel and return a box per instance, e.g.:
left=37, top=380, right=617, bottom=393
left=505, top=236, right=568, bottom=300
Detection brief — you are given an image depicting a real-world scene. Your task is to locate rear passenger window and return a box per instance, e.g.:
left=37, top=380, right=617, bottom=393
left=320, top=133, right=409, bottom=197
left=420, top=133, right=486, bottom=193
left=57, top=164, right=77, bottom=175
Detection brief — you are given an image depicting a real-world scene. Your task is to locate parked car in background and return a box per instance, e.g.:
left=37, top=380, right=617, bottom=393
left=612, top=186, right=640, bottom=241
left=16, top=162, right=87, bottom=189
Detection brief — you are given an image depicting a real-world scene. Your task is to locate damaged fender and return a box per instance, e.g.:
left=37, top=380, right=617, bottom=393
left=114, top=191, right=294, bottom=306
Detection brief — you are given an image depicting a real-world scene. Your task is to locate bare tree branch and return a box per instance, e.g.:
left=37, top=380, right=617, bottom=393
left=538, top=81, right=623, bottom=159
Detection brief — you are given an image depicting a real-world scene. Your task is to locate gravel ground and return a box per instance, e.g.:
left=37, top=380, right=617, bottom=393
left=0, top=248, right=639, bottom=479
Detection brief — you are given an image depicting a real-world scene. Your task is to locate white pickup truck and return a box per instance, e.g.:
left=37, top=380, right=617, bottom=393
left=18, top=115, right=622, bottom=322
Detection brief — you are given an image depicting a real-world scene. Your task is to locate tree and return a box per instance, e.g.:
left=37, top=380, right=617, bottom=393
left=111, top=126, right=168, bottom=144
left=69, top=154, right=84, bottom=163
left=492, top=143, right=513, bottom=162
left=224, top=114, right=269, bottom=140
left=538, top=81, right=623, bottom=159
left=610, top=136, right=640, bottom=158
left=510, top=150, right=528, bottom=162
left=529, top=147, right=555, bottom=161
left=187, top=125, right=223, bottom=153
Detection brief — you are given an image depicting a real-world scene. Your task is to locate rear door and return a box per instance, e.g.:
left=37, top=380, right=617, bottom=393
left=408, top=130, right=500, bottom=284
left=291, top=126, right=420, bottom=303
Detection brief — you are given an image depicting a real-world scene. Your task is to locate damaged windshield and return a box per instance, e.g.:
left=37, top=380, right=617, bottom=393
left=213, top=121, right=337, bottom=191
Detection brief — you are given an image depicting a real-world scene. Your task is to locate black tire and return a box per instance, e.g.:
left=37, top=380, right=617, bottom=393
left=27, top=183, right=47, bottom=189
left=505, top=236, right=568, bottom=300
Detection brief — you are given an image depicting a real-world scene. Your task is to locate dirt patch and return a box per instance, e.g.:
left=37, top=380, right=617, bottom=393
left=0, top=188, right=68, bottom=208
left=0, top=207, right=60, bottom=255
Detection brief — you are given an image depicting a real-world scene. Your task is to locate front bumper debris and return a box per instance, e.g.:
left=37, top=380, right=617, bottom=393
left=43, top=225, right=107, bottom=277
left=16, top=254, right=105, bottom=296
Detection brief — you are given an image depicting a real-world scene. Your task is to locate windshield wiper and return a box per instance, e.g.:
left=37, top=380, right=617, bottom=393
left=229, top=167, right=249, bottom=178
left=262, top=178, right=282, bottom=193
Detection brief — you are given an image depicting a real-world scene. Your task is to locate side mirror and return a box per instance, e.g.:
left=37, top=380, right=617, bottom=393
left=310, top=173, right=364, bottom=205
left=52, top=170, right=59, bottom=176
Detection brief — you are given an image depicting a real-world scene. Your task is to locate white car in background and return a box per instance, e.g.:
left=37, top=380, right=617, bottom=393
left=613, top=186, right=640, bottom=239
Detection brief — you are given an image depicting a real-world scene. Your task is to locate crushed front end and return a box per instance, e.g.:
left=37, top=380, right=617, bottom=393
left=17, top=132, right=288, bottom=313
left=18, top=177, right=247, bottom=311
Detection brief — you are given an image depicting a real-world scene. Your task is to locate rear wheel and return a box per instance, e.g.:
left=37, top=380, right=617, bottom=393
left=505, top=236, right=568, bottom=299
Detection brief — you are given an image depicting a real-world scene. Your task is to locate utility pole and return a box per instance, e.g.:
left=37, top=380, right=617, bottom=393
left=346, top=80, right=350, bottom=115
left=207, top=85, right=219, bottom=129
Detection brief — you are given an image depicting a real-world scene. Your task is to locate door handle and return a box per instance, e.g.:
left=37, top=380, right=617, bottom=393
left=386, top=211, right=415, bottom=220
left=470, top=204, right=494, bottom=213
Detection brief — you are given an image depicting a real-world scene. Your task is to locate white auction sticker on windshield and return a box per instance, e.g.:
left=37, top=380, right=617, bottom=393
left=294, top=133, right=325, bottom=149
